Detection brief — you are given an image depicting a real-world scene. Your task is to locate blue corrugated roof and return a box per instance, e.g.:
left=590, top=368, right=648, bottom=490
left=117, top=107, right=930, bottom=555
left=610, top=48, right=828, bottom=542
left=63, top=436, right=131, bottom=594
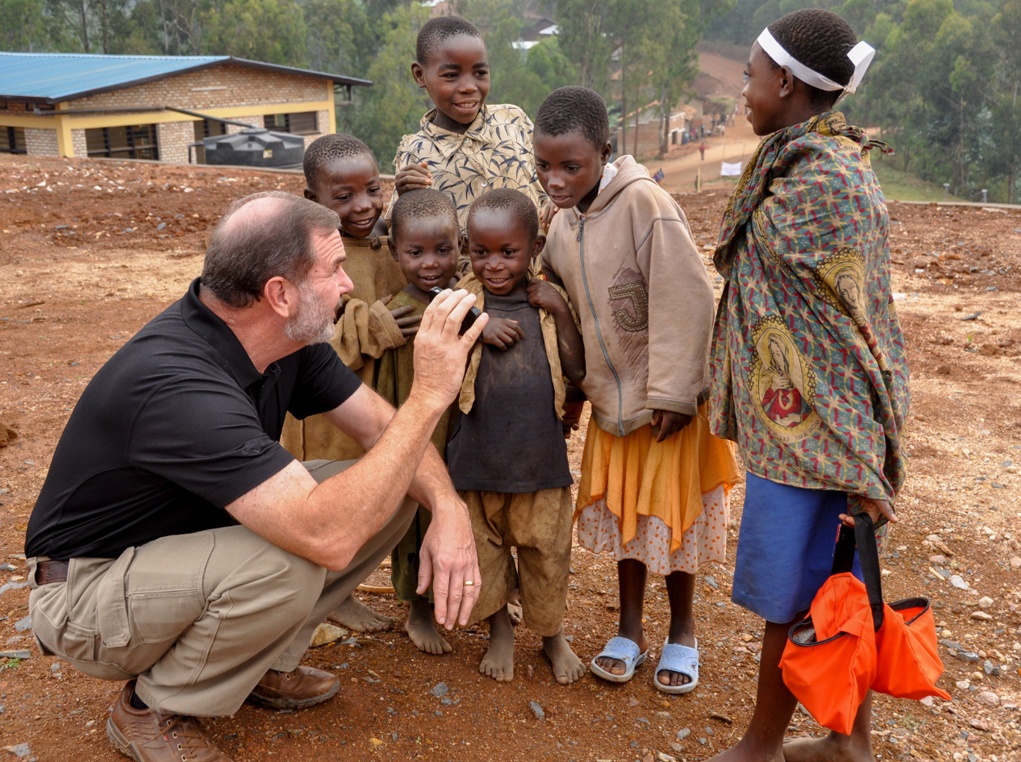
left=0, top=52, right=370, bottom=102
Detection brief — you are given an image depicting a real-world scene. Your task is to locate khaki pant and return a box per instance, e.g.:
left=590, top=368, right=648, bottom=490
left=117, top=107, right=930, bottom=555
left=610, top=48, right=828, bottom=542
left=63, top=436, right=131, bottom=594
left=28, top=460, right=415, bottom=717
left=463, top=487, right=573, bottom=636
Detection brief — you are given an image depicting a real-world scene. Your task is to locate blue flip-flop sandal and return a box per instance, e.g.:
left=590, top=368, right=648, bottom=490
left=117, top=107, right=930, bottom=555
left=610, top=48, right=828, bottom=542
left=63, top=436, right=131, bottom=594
left=654, top=639, right=699, bottom=695
left=590, top=636, right=648, bottom=683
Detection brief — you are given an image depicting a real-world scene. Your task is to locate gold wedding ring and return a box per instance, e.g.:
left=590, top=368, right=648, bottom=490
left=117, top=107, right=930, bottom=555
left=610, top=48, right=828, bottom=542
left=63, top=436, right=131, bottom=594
left=463, top=580, right=475, bottom=586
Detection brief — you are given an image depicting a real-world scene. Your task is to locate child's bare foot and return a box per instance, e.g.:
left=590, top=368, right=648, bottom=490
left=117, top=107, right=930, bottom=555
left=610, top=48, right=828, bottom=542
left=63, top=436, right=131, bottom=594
left=705, top=744, right=784, bottom=762
left=593, top=634, right=649, bottom=678
left=405, top=598, right=451, bottom=655
left=479, top=609, right=514, bottom=682
left=542, top=630, right=585, bottom=685
left=326, top=595, right=392, bottom=633
left=784, top=733, right=873, bottom=762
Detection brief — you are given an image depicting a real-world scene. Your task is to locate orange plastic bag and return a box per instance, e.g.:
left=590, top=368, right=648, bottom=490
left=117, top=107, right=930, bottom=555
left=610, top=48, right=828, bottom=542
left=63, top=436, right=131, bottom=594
left=873, top=597, right=951, bottom=701
left=779, top=574, right=877, bottom=735
left=780, top=514, right=949, bottom=735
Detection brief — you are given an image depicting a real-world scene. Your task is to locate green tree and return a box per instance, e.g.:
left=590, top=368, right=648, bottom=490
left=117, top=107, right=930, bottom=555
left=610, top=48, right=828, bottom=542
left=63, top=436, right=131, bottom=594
left=0, top=0, right=48, bottom=50
left=45, top=0, right=129, bottom=53
left=984, top=1, right=1021, bottom=201
left=342, top=2, right=431, bottom=167
left=200, top=0, right=309, bottom=65
left=302, top=0, right=371, bottom=75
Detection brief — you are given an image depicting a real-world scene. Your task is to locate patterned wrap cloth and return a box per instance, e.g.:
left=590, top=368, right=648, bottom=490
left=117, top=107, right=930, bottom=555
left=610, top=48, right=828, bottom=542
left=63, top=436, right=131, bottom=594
left=710, top=112, right=909, bottom=514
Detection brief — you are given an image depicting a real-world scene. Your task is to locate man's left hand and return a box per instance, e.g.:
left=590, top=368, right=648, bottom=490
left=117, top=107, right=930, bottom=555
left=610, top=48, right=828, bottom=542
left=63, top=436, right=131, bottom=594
left=417, top=496, right=481, bottom=629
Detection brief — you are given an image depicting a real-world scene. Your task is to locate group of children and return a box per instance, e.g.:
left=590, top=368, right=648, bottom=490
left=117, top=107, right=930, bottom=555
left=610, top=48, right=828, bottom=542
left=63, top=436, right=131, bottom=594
left=282, top=9, right=909, bottom=760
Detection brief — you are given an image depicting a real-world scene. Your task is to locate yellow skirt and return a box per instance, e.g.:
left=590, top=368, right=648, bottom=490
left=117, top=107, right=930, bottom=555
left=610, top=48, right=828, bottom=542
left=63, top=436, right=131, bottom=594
left=576, top=402, right=740, bottom=553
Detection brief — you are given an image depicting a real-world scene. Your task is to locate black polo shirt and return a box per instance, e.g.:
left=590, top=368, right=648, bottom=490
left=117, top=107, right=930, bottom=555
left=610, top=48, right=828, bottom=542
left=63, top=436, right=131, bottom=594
left=25, top=278, right=361, bottom=561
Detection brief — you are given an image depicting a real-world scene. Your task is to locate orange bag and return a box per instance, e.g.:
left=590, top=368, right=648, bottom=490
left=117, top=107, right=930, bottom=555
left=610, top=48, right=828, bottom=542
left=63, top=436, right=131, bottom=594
left=780, top=514, right=949, bottom=735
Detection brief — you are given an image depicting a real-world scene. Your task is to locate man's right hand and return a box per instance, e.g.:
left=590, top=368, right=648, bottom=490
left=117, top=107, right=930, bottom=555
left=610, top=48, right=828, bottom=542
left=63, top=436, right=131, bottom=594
left=410, top=289, right=487, bottom=410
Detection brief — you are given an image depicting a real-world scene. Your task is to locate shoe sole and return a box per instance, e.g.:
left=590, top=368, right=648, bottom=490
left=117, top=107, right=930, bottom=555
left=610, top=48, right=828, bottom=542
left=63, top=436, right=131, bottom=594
left=106, top=717, right=143, bottom=761
left=245, top=680, right=340, bottom=711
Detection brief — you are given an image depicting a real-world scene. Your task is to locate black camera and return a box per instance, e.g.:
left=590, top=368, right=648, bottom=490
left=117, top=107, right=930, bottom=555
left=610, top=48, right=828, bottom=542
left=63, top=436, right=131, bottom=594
left=428, top=287, right=482, bottom=335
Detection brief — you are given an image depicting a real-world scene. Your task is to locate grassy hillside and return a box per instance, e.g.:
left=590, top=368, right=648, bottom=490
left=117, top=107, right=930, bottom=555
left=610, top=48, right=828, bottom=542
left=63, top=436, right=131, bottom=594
left=870, top=154, right=961, bottom=203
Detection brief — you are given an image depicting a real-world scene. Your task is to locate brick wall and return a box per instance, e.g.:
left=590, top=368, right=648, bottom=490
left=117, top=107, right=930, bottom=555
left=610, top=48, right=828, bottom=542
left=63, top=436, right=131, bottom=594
left=156, top=121, right=195, bottom=163
left=71, top=129, right=87, bottom=157
left=69, top=64, right=330, bottom=113
left=25, top=128, right=58, bottom=157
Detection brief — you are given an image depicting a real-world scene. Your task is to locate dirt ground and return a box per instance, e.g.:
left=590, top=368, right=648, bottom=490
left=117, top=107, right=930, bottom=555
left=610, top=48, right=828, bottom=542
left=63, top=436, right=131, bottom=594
left=1, top=153, right=1020, bottom=762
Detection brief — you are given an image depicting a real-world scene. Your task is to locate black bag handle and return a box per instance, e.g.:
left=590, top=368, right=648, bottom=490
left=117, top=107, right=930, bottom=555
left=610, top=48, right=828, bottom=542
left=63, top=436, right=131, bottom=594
left=831, top=512, right=885, bottom=631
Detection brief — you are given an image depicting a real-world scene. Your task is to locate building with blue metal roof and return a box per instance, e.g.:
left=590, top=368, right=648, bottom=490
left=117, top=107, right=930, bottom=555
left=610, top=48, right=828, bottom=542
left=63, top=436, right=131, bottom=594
left=0, top=53, right=371, bottom=163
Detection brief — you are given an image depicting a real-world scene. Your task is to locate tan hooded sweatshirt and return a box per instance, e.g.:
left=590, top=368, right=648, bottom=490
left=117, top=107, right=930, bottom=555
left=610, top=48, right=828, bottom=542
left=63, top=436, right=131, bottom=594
left=541, top=156, right=714, bottom=437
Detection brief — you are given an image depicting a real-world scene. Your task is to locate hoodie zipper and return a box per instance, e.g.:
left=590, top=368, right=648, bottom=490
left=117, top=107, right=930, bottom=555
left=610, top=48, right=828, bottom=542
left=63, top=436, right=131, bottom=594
left=576, top=214, right=626, bottom=436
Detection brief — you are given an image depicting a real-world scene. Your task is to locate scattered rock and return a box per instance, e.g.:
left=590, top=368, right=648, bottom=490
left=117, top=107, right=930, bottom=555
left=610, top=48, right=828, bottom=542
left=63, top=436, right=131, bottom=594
left=529, top=700, right=545, bottom=720
left=309, top=623, right=348, bottom=648
left=2, top=744, right=32, bottom=758
left=676, top=728, right=691, bottom=740
left=975, top=691, right=999, bottom=706
left=13, top=617, right=32, bottom=633
left=0, top=650, right=31, bottom=660
left=430, top=682, right=448, bottom=698
left=970, top=611, right=993, bottom=621
left=949, top=575, right=970, bottom=591
left=977, top=596, right=993, bottom=609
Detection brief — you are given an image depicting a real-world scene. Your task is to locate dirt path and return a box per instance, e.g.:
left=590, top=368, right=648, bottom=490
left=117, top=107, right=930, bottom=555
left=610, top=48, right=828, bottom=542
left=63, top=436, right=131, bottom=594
left=1, top=155, right=1020, bottom=762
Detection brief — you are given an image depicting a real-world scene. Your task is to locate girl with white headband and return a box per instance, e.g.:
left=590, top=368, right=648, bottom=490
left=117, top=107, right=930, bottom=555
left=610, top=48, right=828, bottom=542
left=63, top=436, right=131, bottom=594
left=708, top=9, right=909, bottom=762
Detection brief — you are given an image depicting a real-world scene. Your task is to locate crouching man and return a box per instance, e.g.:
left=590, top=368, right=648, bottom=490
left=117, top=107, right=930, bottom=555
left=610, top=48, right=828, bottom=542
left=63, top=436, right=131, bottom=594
left=24, top=191, right=487, bottom=762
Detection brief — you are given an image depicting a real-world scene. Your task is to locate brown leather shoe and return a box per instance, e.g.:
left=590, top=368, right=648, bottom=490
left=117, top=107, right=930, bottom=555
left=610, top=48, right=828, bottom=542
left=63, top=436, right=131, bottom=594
left=246, top=665, right=339, bottom=710
left=106, top=681, right=230, bottom=762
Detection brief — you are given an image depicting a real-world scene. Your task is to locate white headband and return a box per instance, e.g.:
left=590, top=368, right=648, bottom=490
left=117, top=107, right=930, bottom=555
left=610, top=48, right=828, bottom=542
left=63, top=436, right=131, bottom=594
left=757, top=28, right=875, bottom=95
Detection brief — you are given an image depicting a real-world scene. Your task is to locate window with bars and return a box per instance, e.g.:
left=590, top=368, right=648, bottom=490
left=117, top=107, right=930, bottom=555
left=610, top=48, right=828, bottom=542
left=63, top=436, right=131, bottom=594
left=84, top=124, right=159, bottom=160
left=263, top=111, right=318, bottom=135
left=0, top=126, right=26, bottom=154
left=192, top=119, right=228, bottom=163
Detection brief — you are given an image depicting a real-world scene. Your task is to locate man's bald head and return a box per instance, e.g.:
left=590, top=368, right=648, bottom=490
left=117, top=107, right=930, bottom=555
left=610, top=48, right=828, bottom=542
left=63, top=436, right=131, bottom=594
left=201, top=191, right=340, bottom=308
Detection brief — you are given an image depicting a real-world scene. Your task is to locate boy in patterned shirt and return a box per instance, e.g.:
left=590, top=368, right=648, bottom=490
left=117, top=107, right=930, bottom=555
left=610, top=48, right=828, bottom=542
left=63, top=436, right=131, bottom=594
left=389, top=15, right=545, bottom=248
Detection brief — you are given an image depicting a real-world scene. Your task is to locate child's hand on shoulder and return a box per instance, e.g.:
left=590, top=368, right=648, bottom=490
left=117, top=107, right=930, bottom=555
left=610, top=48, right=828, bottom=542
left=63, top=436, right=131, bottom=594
left=650, top=409, right=693, bottom=442
left=526, top=278, right=567, bottom=314
left=395, top=161, right=433, bottom=195
left=482, top=317, right=524, bottom=349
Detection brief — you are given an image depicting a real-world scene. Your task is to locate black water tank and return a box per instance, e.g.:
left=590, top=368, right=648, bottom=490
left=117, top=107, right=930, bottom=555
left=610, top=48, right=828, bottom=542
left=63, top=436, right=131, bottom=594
left=203, top=128, right=304, bottom=168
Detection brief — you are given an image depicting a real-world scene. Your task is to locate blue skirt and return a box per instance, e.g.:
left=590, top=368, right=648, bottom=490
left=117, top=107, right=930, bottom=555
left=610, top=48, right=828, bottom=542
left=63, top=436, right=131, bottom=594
left=731, top=472, right=861, bottom=623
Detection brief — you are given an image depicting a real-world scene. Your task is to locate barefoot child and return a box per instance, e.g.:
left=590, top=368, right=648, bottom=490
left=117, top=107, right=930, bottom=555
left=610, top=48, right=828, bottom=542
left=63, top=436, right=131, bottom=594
left=280, top=133, right=417, bottom=634
left=533, top=86, right=740, bottom=693
left=379, top=189, right=461, bottom=655
left=389, top=15, right=545, bottom=243
left=448, top=189, right=586, bottom=685
left=707, top=10, right=907, bottom=761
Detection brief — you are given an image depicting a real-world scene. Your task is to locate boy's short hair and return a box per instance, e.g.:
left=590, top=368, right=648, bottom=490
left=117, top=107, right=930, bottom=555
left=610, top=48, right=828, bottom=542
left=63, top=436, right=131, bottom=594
left=467, top=188, right=538, bottom=243
left=303, top=133, right=375, bottom=190
left=390, top=188, right=458, bottom=241
left=534, top=86, right=609, bottom=150
left=416, top=15, right=483, bottom=65
left=767, top=9, right=857, bottom=108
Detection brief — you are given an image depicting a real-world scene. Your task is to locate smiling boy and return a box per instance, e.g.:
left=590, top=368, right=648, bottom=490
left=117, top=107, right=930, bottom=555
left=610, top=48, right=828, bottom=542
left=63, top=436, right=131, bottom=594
left=388, top=16, right=545, bottom=239
left=447, top=189, right=585, bottom=685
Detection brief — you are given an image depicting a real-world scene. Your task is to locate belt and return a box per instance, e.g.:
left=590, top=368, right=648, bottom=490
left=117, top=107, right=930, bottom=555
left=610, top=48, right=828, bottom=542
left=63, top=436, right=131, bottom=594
left=35, top=560, right=70, bottom=585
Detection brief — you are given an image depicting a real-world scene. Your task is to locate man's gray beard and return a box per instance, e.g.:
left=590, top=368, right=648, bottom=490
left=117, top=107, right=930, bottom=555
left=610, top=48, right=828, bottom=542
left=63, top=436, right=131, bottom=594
left=284, top=282, right=336, bottom=345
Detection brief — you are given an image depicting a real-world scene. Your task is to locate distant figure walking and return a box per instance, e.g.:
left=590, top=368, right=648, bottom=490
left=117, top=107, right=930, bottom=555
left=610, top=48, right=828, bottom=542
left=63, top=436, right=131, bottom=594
left=699, top=142, right=707, bottom=161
